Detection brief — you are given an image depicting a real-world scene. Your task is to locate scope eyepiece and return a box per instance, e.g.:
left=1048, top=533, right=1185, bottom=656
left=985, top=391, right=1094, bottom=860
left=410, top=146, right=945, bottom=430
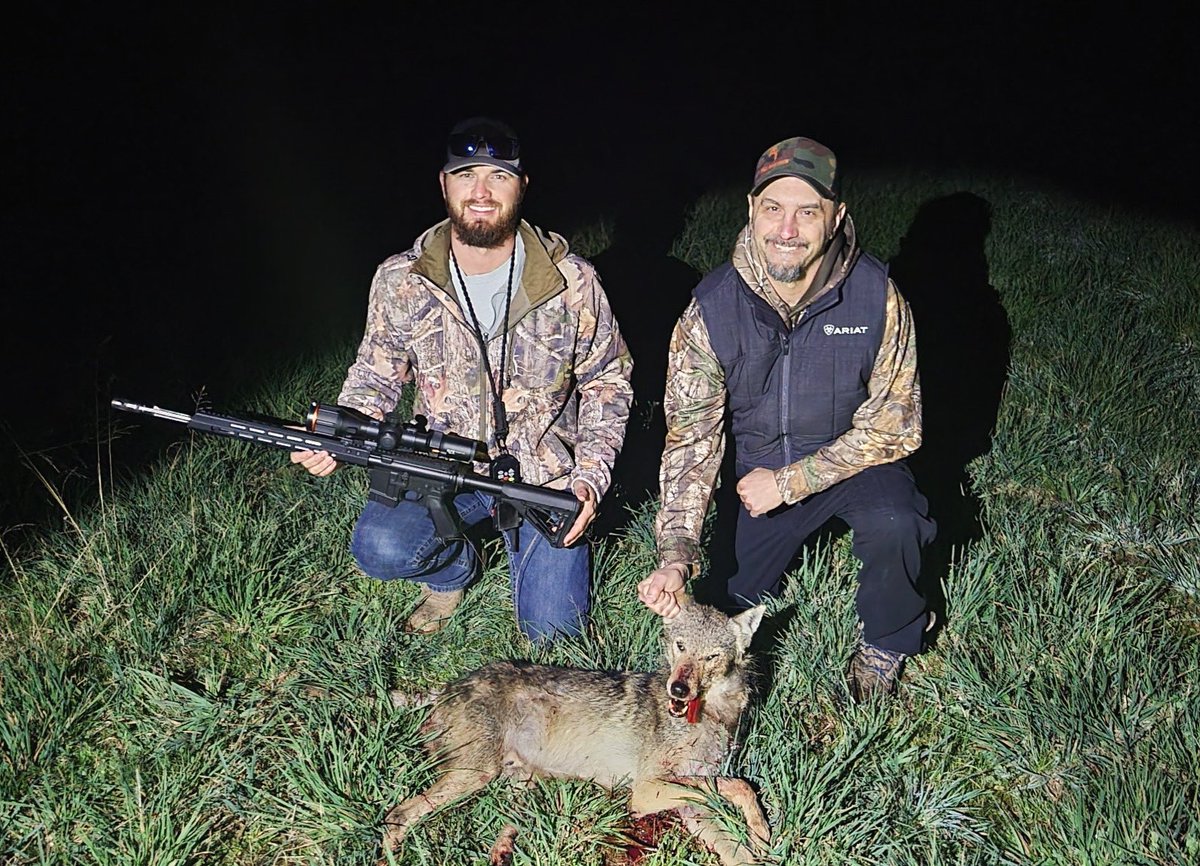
left=306, top=403, right=488, bottom=463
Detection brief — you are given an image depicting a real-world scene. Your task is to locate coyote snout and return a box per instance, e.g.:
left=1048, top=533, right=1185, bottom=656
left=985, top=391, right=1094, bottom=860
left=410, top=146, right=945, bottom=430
left=378, top=598, right=770, bottom=865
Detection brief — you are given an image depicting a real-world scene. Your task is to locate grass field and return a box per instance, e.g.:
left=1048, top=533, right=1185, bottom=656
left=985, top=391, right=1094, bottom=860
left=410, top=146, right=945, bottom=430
left=2, top=171, right=1198, bottom=865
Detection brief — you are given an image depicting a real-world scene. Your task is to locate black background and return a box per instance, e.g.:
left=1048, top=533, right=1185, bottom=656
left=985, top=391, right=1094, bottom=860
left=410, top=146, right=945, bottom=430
left=3, top=4, right=1195, bottom=535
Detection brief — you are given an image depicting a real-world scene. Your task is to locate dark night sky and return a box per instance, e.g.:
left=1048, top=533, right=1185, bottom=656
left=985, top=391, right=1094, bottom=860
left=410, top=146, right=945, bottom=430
left=3, top=5, right=1195, bottom=526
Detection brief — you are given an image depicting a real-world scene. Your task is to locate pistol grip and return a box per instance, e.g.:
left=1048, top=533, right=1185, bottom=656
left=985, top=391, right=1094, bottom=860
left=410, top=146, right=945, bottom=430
left=424, top=493, right=464, bottom=541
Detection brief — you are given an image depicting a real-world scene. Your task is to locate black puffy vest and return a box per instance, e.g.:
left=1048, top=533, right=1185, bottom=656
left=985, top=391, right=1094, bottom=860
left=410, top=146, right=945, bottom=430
left=694, top=252, right=889, bottom=475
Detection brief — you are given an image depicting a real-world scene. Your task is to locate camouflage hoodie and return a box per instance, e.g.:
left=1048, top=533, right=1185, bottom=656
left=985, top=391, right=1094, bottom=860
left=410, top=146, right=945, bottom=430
left=338, top=219, right=633, bottom=498
left=654, top=215, right=923, bottom=570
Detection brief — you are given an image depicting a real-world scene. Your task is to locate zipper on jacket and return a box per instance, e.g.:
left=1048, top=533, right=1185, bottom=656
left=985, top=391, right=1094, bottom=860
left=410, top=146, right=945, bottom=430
left=779, top=306, right=815, bottom=465
left=476, top=325, right=517, bottom=450
left=779, top=307, right=816, bottom=465
left=779, top=332, right=791, bottom=464
left=477, top=357, right=490, bottom=445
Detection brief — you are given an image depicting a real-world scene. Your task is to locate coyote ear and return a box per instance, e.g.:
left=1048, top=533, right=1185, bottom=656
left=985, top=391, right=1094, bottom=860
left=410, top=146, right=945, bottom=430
left=660, top=590, right=694, bottom=625
left=672, top=589, right=694, bottom=609
left=729, top=605, right=766, bottom=650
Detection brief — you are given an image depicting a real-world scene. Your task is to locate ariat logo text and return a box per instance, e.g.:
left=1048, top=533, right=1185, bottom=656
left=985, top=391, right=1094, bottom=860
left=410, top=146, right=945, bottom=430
left=823, top=324, right=870, bottom=335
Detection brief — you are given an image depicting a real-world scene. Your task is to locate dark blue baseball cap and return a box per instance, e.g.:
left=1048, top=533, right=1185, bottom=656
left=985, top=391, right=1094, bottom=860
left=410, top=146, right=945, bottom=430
left=443, top=117, right=523, bottom=176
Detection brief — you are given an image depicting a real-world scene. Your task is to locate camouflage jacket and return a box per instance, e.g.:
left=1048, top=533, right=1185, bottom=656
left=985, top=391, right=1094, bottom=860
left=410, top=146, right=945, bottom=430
left=654, top=216, right=923, bottom=569
left=338, top=219, right=633, bottom=498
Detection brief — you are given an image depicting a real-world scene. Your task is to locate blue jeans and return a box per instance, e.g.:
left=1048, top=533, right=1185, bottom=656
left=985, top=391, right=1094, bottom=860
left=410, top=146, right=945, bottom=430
left=350, top=491, right=590, bottom=642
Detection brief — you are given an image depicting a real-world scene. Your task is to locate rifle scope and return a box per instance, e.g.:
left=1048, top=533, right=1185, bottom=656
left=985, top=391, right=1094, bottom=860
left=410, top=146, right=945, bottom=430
left=305, top=403, right=488, bottom=463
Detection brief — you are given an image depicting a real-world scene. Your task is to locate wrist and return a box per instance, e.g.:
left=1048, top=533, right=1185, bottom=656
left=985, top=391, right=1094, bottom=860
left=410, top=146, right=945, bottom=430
left=656, top=537, right=699, bottom=574
left=771, top=467, right=794, bottom=503
left=664, top=561, right=695, bottom=586
left=571, top=477, right=599, bottom=502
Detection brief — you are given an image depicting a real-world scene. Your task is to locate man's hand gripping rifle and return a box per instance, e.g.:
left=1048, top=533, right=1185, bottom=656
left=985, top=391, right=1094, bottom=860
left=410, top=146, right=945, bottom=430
left=111, top=399, right=583, bottom=548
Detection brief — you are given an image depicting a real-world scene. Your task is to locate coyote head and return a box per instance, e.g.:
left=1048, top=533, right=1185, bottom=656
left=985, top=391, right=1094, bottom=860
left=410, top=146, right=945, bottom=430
left=663, top=601, right=765, bottom=722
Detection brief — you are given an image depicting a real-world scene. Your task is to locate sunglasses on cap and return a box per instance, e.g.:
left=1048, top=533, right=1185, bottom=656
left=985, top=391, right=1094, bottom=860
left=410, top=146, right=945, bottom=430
left=447, top=132, right=521, bottom=161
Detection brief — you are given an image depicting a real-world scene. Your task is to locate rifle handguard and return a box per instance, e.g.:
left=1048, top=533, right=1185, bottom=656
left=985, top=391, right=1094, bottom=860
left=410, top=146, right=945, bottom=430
left=111, top=399, right=581, bottom=548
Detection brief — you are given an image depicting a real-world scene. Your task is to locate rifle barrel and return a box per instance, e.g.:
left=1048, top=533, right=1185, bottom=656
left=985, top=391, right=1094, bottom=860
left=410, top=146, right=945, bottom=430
left=110, top=400, right=191, bottom=425
left=109, top=397, right=582, bottom=547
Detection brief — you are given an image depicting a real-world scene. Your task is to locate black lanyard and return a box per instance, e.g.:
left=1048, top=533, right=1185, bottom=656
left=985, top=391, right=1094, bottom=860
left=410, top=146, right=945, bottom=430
left=450, top=247, right=515, bottom=453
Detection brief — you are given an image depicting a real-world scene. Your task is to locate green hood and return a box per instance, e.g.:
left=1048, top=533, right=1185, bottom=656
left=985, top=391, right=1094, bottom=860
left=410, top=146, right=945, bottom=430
left=410, top=220, right=571, bottom=328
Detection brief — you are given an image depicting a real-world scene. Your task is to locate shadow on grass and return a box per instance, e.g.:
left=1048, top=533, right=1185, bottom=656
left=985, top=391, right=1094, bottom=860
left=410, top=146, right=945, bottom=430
left=744, top=601, right=800, bottom=709
left=891, top=191, right=1011, bottom=633
left=588, top=197, right=702, bottom=540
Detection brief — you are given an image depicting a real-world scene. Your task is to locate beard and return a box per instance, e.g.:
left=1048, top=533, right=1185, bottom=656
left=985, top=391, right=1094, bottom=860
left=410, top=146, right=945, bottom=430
left=759, top=233, right=827, bottom=285
left=765, top=258, right=808, bottom=283
left=447, top=190, right=524, bottom=249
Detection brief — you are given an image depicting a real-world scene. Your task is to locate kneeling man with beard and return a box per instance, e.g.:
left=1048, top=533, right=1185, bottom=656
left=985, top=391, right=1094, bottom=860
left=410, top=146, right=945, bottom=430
left=292, top=117, right=633, bottom=644
left=637, top=136, right=937, bottom=699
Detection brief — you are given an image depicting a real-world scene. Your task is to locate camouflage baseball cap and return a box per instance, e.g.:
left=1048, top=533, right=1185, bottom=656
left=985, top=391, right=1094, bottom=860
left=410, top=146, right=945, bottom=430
left=751, top=136, right=838, bottom=199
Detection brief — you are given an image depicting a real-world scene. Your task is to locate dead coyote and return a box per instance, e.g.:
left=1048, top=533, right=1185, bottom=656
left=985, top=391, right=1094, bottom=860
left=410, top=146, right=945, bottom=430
left=378, top=597, right=770, bottom=865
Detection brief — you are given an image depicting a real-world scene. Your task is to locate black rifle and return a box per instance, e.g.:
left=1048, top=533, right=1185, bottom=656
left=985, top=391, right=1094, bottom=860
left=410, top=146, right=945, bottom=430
left=111, top=399, right=582, bottom=547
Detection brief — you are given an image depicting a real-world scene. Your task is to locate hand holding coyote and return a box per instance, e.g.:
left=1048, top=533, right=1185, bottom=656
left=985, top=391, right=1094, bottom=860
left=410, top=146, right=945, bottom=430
left=378, top=596, right=770, bottom=865
left=643, top=134, right=938, bottom=700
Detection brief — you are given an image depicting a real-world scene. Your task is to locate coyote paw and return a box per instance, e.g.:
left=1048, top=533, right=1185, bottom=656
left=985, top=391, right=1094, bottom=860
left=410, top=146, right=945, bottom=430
left=376, top=808, right=411, bottom=866
left=489, top=824, right=519, bottom=865
left=716, top=777, right=770, bottom=847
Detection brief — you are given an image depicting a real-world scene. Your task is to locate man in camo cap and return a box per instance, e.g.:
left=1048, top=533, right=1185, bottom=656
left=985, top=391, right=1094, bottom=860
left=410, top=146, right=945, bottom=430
left=637, top=136, right=937, bottom=700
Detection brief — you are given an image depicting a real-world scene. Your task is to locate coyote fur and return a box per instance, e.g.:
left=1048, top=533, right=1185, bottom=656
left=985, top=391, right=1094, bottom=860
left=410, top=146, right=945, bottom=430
left=378, top=597, right=770, bottom=865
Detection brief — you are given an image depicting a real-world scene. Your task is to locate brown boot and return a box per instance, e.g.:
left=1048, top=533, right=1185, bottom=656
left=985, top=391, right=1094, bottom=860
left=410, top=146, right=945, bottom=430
left=847, top=641, right=907, bottom=701
left=404, top=586, right=464, bottom=634
left=846, top=612, right=937, bottom=701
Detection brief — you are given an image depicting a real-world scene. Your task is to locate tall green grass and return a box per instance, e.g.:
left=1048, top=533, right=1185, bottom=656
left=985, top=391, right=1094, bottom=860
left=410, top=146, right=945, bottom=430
left=2, top=174, right=1197, bottom=864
